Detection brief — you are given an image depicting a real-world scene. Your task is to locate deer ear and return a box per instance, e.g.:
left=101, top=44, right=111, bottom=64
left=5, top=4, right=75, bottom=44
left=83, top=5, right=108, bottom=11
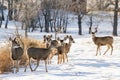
left=57, top=37, right=60, bottom=40
left=43, top=35, right=46, bottom=38
left=47, top=35, right=52, bottom=38
left=70, top=35, right=72, bottom=38
left=13, top=37, right=18, bottom=42
left=66, top=35, right=69, bottom=37
left=91, top=32, right=95, bottom=34
left=9, top=37, right=12, bottom=41
left=50, top=35, right=52, bottom=38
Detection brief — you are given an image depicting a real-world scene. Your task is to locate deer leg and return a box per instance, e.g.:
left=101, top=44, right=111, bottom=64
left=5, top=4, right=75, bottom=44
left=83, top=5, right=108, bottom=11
left=47, top=55, right=50, bottom=64
left=62, top=53, right=65, bottom=63
left=58, top=54, right=59, bottom=64
left=48, top=53, right=53, bottom=64
left=103, top=45, right=110, bottom=55
left=29, top=58, right=33, bottom=72
left=62, top=53, right=67, bottom=63
left=46, top=57, right=49, bottom=64
left=65, top=53, right=68, bottom=62
left=60, top=54, right=63, bottom=64
left=96, top=45, right=100, bottom=56
left=58, top=54, right=60, bottom=64
left=58, top=54, right=62, bottom=64
left=110, top=44, right=113, bottom=55
left=98, top=47, right=101, bottom=55
left=45, top=60, right=48, bottom=72
left=16, top=60, right=19, bottom=73
left=24, top=59, right=29, bottom=72
left=49, top=56, right=53, bottom=64
left=50, top=53, right=55, bottom=64
left=34, top=60, right=40, bottom=71
left=12, top=61, right=15, bottom=73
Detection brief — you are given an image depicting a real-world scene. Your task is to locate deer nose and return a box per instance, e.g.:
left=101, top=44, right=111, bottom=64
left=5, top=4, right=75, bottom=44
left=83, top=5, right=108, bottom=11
left=73, top=41, right=75, bottom=43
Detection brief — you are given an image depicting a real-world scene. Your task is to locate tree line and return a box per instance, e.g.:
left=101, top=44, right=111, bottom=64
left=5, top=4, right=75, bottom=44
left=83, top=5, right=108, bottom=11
left=0, top=0, right=120, bottom=37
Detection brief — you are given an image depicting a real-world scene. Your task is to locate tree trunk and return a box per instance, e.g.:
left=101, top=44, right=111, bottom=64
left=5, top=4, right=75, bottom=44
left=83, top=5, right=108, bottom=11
left=38, top=15, right=43, bottom=32
left=25, top=23, right=28, bottom=37
left=1, top=7, right=4, bottom=21
left=63, top=16, right=68, bottom=33
left=0, top=0, right=4, bottom=28
left=21, top=22, right=24, bottom=30
left=89, top=16, right=93, bottom=34
left=8, top=0, right=13, bottom=20
left=5, top=15, right=9, bottom=29
left=78, top=14, right=82, bottom=35
left=1, top=0, right=5, bottom=21
left=0, top=17, right=2, bottom=28
left=44, top=15, right=49, bottom=32
left=113, top=0, right=118, bottom=36
left=0, top=4, right=2, bottom=28
left=50, top=20, right=53, bottom=32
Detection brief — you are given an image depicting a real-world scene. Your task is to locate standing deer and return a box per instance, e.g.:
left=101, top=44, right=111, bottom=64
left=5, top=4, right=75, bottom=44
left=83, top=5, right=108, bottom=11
left=9, top=37, right=24, bottom=73
left=64, top=35, right=75, bottom=61
left=91, top=30, right=113, bottom=56
left=24, top=35, right=54, bottom=72
left=57, top=35, right=75, bottom=64
left=46, top=35, right=75, bottom=64
left=47, top=37, right=65, bottom=64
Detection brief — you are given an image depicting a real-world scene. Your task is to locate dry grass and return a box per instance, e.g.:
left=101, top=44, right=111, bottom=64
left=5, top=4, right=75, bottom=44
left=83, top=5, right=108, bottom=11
left=21, top=37, right=47, bottom=48
left=0, top=43, right=12, bottom=74
left=0, top=36, right=48, bottom=73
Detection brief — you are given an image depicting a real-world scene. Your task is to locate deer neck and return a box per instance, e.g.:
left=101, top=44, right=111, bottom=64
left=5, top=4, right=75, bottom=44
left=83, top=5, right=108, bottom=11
left=92, top=34, right=96, bottom=39
left=69, top=41, right=72, bottom=47
left=92, top=36, right=98, bottom=45
left=65, top=41, right=71, bottom=50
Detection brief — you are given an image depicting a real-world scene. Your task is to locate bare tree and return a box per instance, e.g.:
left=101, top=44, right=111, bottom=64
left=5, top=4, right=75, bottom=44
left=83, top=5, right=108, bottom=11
left=86, top=1, right=95, bottom=34
left=4, top=0, right=14, bottom=29
left=95, top=0, right=120, bottom=36
left=0, top=2, right=2, bottom=28
left=0, top=0, right=5, bottom=21
left=15, top=0, right=40, bottom=37
left=0, top=0, right=5, bottom=28
left=113, top=0, right=119, bottom=36
left=41, top=0, right=52, bottom=33
left=58, top=0, right=69, bottom=33
left=70, top=0, right=87, bottom=35
left=40, top=0, right=70, bottom=33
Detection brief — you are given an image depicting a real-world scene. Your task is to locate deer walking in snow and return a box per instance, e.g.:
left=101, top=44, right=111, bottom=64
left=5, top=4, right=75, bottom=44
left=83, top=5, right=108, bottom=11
left=91, top=28, right=113, bottom=56
left=24, top=35, right=54, bottom=72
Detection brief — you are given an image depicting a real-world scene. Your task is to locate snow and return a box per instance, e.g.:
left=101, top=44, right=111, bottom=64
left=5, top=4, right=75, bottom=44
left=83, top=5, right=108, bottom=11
left=0, top=12, right=120, bottom=80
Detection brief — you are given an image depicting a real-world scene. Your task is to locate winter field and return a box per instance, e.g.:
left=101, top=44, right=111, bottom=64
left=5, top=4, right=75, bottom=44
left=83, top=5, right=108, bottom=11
left=0, top=12, right=120, bottom=80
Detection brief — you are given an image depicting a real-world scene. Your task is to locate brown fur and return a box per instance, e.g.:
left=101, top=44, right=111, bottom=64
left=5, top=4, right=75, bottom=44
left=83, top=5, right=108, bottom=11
left=19, top=37, right=47, bottom=66
left=24, top=35, right=53, bottom=72
left=92, top=32, right=113, bottom=56
left=57, top=35, right=75, bottom=64
left=9, top=37, right=24, bottom=73
left=47, top=48, right=58, bottom=64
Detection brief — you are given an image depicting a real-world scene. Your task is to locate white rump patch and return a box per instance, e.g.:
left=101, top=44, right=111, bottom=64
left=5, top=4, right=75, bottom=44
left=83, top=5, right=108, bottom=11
left=13, top=46, right=20, bottom=48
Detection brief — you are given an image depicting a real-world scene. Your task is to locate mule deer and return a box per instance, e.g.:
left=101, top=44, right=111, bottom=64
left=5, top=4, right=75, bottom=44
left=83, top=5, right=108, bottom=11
left=24, top=35, right=53, bottom=72
left=58, top=35, right=75, bottom=64
left=47, top=37, right=64, bottom=64
left=91, top=31, right=113, bottom=56
left=9, top=37, right=24, bottom=73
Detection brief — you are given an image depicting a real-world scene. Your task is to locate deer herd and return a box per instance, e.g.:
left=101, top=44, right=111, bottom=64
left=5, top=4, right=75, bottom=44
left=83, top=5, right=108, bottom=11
left=8, top=28, right=114, bottom=73
left=9, top=34, right=75, bottom=73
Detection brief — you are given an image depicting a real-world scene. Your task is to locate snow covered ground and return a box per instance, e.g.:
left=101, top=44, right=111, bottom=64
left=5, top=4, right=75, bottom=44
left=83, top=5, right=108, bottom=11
left=0, top=35, right=120, bottom=80
left=0, top=14, right=120, bottom=80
